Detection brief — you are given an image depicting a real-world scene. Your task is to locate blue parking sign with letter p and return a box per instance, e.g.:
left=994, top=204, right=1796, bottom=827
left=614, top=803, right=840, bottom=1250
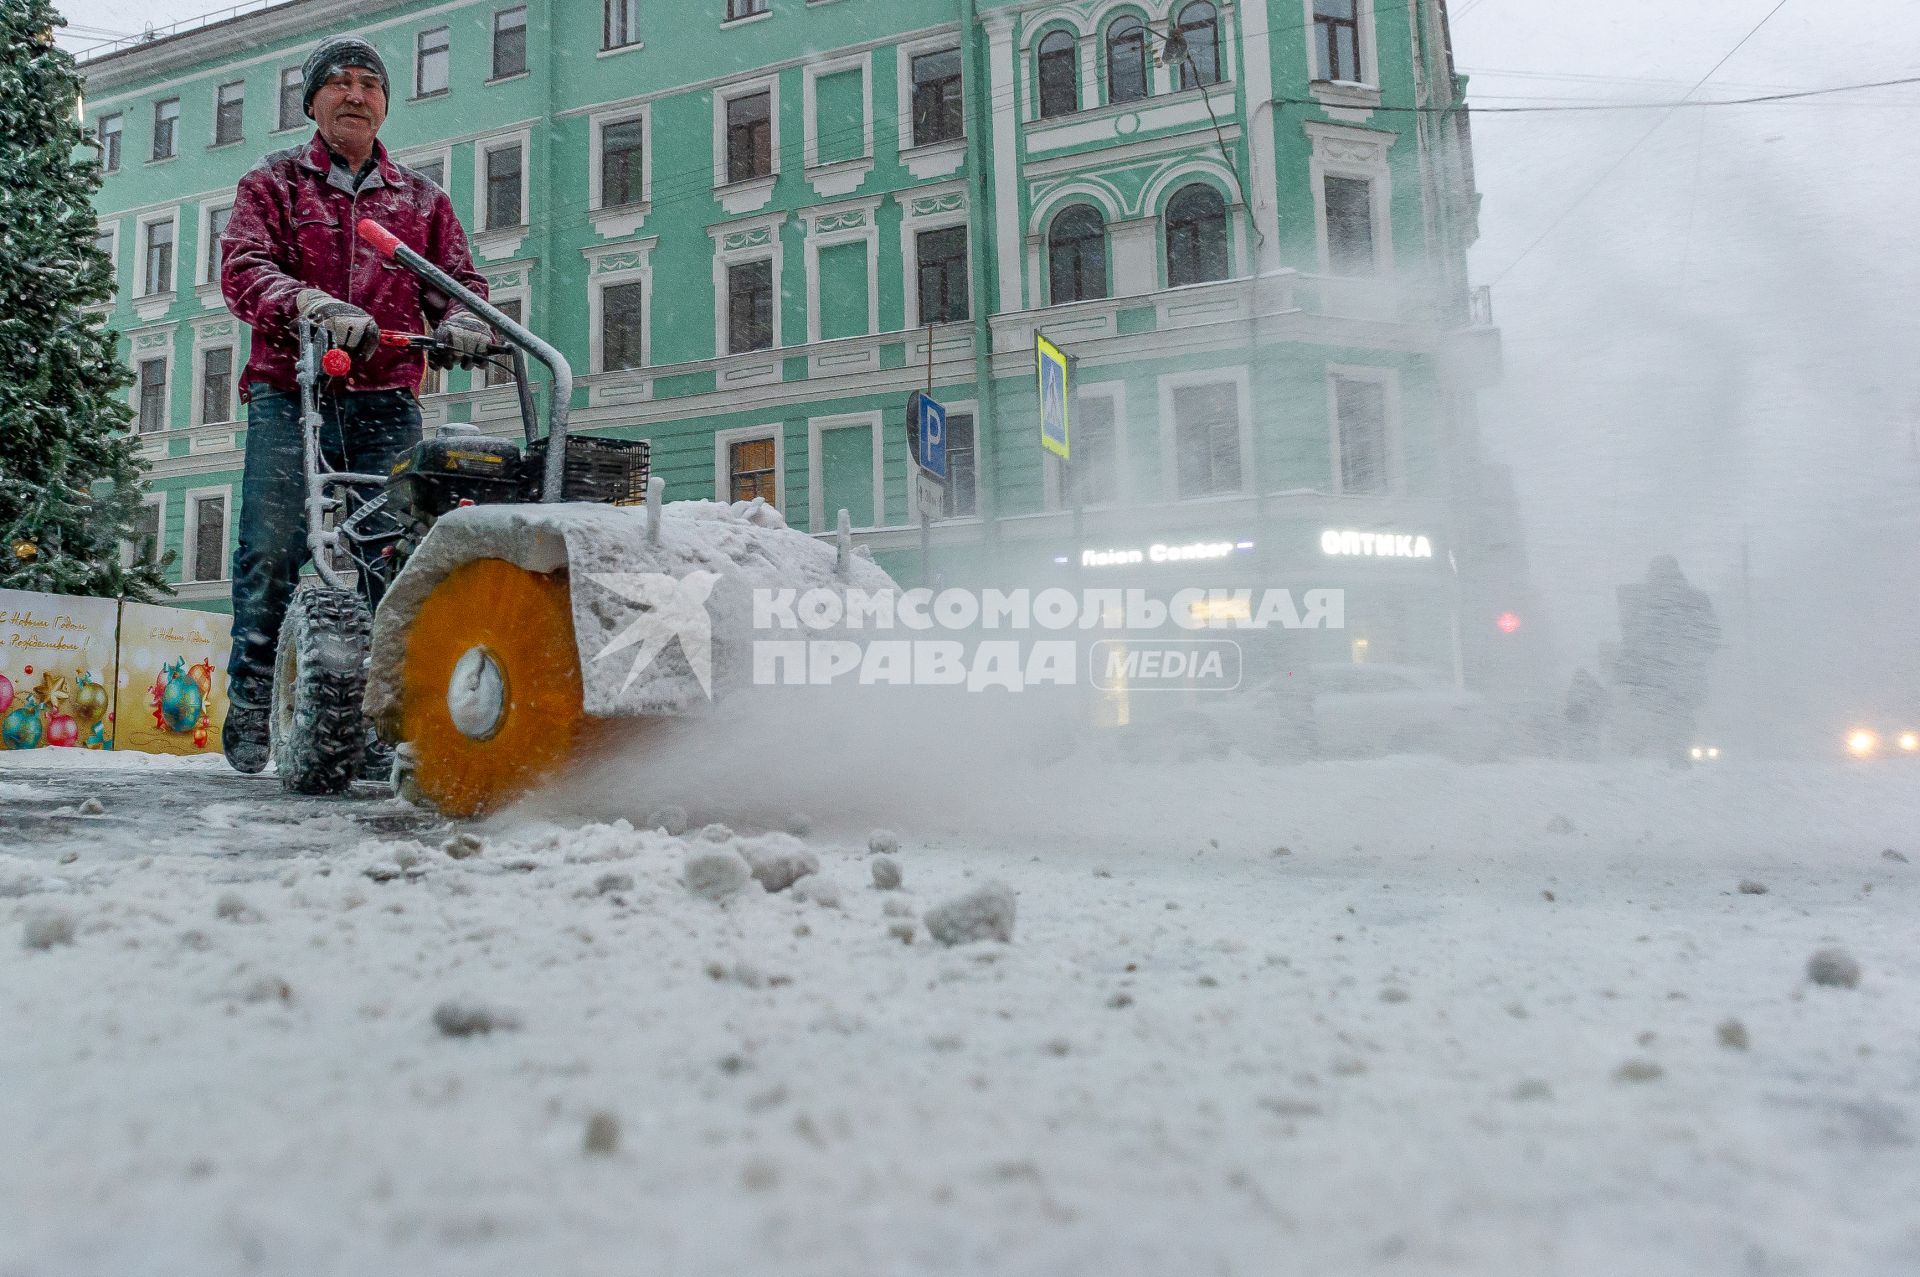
left=914, top=391, right=948, bottom=480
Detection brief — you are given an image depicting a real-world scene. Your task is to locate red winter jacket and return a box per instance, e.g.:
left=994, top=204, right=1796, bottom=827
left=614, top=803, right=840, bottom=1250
left=220, top=133, right=488, bottom=401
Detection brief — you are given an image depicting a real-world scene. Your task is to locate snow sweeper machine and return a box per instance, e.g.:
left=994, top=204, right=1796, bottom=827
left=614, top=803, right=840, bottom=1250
left=270, top=218, right=892, bottom=816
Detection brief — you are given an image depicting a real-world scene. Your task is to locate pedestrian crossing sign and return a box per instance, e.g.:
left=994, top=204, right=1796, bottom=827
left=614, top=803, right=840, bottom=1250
left=1037, top=332, right=1070, bottom=460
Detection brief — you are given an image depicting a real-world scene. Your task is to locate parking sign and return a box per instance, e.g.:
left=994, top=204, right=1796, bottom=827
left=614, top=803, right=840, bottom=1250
left=913, top=390, right=948, bottom=480
left=1037, top=332, right=1070, bottom=460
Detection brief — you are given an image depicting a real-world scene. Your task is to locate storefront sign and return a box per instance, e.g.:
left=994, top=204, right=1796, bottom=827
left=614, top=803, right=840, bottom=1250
left=1079, top=539, right=1245, bottom=568
left=1320, top=529, right=1434, bottom=559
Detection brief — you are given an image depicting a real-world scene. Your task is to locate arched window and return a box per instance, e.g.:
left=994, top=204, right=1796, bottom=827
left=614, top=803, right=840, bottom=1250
left=1165, top=184, right=1229, bottom=286
left=1037, top=30, right=1078, bottom=118
left=1048, top=204, right=1108, bottom=304
left=1106, top=16, right=1148, bottom=105
left=1175, top=1, right=1222, bottom=88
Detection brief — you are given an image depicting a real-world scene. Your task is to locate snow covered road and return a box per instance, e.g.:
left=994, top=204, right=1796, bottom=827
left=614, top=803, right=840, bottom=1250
left=2, top=751, right=1917, bottom=1276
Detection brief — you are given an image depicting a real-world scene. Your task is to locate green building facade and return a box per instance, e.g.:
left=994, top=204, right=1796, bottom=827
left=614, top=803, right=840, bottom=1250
left=81, top=0, right=1518, bottom=686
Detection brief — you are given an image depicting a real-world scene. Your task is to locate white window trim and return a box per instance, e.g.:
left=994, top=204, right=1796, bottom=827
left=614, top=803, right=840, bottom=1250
left=97, top=112, right=124, bottom=171
left=588, top=104, right=653, bottom=232
left=1302, top=0, right=1379, bottom=89
left=712, top=73, right=782, bottom=191
left=802, top=50, right=874, bottom=172
left=134, top=206, right=181, bottom=299
left=896, top=33, right=966, bottom=163
left=600, top=0, right=644, bottom=53
left=1045, top=380, right=1128, bottom=510
left=196, top=200, right=233, bottom=288
left=394, top=143, right=454, bottom=191
left=490, top=5, right=530, bottom=81
left=191, top=340, right=238, bottom=427
left=709, top=211, right=787, bottom=357
left=150, top=98, right=181, bottom=162
left=1306, top=121, right=1395, bottom=277
left=122, top=492, right=165, bottom=571
left=931, top=396, right=981, bottom=521
left=127, top=327, right=177, bottom=433
left=897, top=180, right=969, bottom=330
left=1325, top=363, right=1403, bottom=496
left=807, top=410, right=885, bottom=533
left=584, top=237, right=656, bottom=374
left=473, top=285, right=528, bottom=395
left=95, top=217, right=122, bottom=286
left=801, top=197, right=881, bottom=346
left=273, top=66, right=306, bottom=134
left=472, top=127, right=533, bottom=233
left=182, top=483, right=232, bottom=583
left=714, top=423, right=785, bottom=513
left=1157, top=366, right=1255, bottom=502
left=415, top=26, right=453, bottom=98
left=210, top=80, right=246, bottom=148
left=1026, top=23, right=1089, bottom=124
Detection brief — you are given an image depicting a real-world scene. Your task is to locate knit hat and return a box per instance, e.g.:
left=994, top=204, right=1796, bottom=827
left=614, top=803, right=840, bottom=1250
left=302, top=37, right=390, bottom=119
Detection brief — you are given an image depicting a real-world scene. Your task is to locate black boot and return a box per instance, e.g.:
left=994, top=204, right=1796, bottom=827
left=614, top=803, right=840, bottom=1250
left=359, top=730, right=395, bottom=784
left=222, top=698, right=271, bottom=775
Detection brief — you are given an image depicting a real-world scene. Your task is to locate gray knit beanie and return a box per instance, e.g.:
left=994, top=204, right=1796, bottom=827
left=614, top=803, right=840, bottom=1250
left=302, top=37, right=391, bottom=119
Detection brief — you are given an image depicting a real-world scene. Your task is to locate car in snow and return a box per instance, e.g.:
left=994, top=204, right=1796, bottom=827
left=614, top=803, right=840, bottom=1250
left=1121, top=662, right=1496, bottom=763
left=1842, top=723, right=1920, bottom=760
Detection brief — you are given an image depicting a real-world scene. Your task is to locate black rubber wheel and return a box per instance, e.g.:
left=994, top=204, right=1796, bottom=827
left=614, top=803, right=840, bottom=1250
left=273, top=587, right=372, bottom=795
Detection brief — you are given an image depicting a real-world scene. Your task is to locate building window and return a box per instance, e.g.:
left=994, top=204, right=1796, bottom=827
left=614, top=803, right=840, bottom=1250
left=97, top=113, right=121, bottom=172
left=1173, top=383, right=1241, bottom=498
left=416, top=27, right=451, bottom=97
left=916, top=226, right=969, bottom=324
left=126, top=501, right=161, bottom=569
left=910, top=48, right=963, bottom=146
left=604, top=0, right=640, bottom=50
left=1166, top=184, right=1228, bottom=286
left=190, top=494, right=226, bottom=582
left=411, top=157, right=445, bottom=189
left=1175, top=2, right=1222, bottom=89
left=137, top=359, right=167, bottom=433
left=1333, top=375, right=1389, bottom=494
left=1324, top=174, right=1376, bottom=275
left=602, top=282, right=645, bottom=371
left=93, top=227, right=115, bottom=261
left=152, top=98, right=179, bottom=160
left=600, top=118, right=645, bottom=207
left=213, top=81, right=245, bottom=145
left=484, top=143, right=522, bottom=228
left=1106, top=18, right=1147, bottom=105
left=726, top=0, right=768, bottom=18
left=729, top=437, right=777, bottom=504
left=204, top=206, right=232, bottom=284
left=1047, top=204, right=1107, bottom=305
left=1314, top=0, right=1362, bottom=82
left=492, top=7, right=528, bottom=79
left=1064, top=395, right=1118, bottom=506
left=943, top=413, right=976, bottom=517
left=1037, top=30, right=1078, bottom=118
left=483, top=299, right=520, bottom=386
left=725, top=91, right=772, bottom=183
left=142, top=218, right=174, bottom=296
left=727, top=260, right=775, bottom=353
left=199, top=347, right=234, bottom=424
left=277, top=67, right=304, bottom=130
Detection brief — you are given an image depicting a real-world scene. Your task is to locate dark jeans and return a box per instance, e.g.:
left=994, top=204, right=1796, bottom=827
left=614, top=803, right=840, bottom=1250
left=226, top=383, right=421, bottom=705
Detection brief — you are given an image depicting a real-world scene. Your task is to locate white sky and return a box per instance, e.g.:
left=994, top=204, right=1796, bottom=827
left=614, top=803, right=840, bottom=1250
left=54, top=0, right=1920, bottom=703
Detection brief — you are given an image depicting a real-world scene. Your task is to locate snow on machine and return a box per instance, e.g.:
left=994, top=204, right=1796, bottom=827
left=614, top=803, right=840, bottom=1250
left=273, top=219, right=892, bottom=816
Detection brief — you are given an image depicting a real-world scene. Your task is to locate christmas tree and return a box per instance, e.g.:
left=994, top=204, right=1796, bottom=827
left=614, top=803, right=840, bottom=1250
left=0, top=0, right=168, bottom=600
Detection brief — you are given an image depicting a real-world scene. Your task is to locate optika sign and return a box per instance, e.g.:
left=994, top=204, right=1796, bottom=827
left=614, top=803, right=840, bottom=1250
left=1080, top=540, right=1240, bottom=568
left=1319, top=530, right=1434, bottom=559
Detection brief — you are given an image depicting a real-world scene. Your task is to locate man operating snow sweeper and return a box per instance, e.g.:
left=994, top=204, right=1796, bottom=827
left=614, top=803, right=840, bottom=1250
left=216, top=36, right=492, bottom=774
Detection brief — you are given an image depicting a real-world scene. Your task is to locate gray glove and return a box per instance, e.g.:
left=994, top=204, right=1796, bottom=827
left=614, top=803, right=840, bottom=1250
left=296, top=289, right=378, bottom=359
left=430, top=312, right=494, bottom=370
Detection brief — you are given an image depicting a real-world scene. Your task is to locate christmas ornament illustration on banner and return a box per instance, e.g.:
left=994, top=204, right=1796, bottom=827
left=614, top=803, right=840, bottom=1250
left=0, top=589, right=119, bottom=751
left=115, top=602, right=233, bottom=756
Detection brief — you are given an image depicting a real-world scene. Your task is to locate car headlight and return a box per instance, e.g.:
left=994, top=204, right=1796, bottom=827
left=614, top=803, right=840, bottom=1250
left=1848, top=729, right=1880, bottom=758
left=1900, top=732, right=1919, bottom=753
